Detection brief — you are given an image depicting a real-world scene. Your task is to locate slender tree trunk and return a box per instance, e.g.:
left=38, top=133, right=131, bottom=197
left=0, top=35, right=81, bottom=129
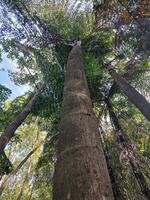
left=0, top=86, right=44, bottom=155
left=105, top=98, right=150, bottom=199
left=99, top=125, right=124, bottom=200
left=0, top=175, right=6, bottom=192
left=16, top=169, right=29, bottom=200
left=109, top=69, right=150, bottom=121
left=28, top=183, right=34, bottom=200
left=0, top=143, right=40, bottom=194
left=53, top=44, right=114, bottom=200
left=16, top=155, right=33, bottom=200
left=0, top=135, right=56, bottom=195
left=0, top=145, right=38, bottom=195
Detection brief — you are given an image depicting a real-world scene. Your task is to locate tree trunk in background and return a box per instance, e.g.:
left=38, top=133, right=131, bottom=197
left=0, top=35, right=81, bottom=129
left=0, top=137, right=49, bottom=195
left=53, top=44, right=114, bottom=200
left=106, top=98, right=150, bottom=199
left=16, top=158, right=32, bottom=200
left=16, top=171, right=29, bottom=200
left=0, top=86, right=43, bottom=156
left=109, top=69, right=150, bottom=121
left=28, top=184, right=34, bottom=200
left=99, top=125, right=124, bottom=200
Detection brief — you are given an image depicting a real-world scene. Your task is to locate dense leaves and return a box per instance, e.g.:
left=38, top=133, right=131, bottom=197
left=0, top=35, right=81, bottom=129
left=0, top=0, right=149, bottom=199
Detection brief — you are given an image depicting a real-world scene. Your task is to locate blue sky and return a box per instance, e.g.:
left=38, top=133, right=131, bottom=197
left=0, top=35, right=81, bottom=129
left=0, top=54, right=29, bottom=99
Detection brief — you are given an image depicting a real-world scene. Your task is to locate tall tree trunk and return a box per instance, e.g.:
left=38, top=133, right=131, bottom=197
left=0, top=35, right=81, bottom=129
left=0, top=135, right=56, bottom=195
left=99, top=125, right=124, bottom=200
left=16, top=155, right=33, bottom=200
left=16, top=169, right=29, bottom=200
left=0, top=86, right=43, bottom=155
left=0, top=135, right=55, bottom=195
left=53, top=44, right=114, bottom=200
left=109, top=69, right=150, bottom=121
left=28, top=183, right=34, bottom=200
left=105, top=98, right=150, bottom=199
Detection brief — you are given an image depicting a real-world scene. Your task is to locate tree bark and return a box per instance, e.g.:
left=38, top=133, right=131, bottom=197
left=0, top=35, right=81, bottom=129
left=53, top=44, right=114, bottom=200
left=109, top=69, right=150, bottom=121
left=0, top=86, right=43, bottom=156
left=106, top=98, right=150, bottom=199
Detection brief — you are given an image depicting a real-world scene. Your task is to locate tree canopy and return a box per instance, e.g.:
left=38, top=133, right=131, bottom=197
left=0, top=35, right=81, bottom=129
left=0, top=0, right=150, bottom=199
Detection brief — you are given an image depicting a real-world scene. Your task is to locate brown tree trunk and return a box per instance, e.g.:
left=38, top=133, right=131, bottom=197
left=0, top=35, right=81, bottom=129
left=106, top=98, right=150, bottom=199
left=0, top=86, right=43, bottom=155
left=109, top=69, right=150, bottom=121
left=53, top=44, right=114, bottom=200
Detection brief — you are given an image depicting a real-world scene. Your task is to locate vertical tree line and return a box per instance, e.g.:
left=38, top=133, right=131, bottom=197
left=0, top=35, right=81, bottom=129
left=0, top=0, right=149, bottom=199
left=106, top=98, right=150, bottom=199
left=53, top=43, right=114, bottom=200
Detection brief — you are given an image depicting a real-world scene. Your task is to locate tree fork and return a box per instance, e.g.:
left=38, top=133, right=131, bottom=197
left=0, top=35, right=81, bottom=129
left=53, top=44, right=114, bottom=200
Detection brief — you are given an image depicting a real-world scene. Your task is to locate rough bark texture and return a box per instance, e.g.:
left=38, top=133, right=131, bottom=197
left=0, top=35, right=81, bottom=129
left=109, top=69, right=150, bottom=121
left=53, top=45, right=114, bottom=200
left=0, top=86, right=43, bottom=155
left=106, top=99, right=150, bottom=199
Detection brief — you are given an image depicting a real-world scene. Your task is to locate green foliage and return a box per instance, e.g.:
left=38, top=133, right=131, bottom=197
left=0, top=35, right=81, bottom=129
left=0, top=153, right=13, bottom=176
left=0, top=93, right=33, bottom=134
left=0, top=0, right=150, bottom=199
left=83, top=31, right=113, bottom=61
left=1, top=39, right=40, bottom=86
left=30, top=1, right=93, bottom=41
left=0, top=84, right=11, bottom=132
left=31, top=46, right=64, bottom=117
left=1, top=117, right=48, bottom=200
left=84, top=53, right=104, bottom=102
left=0, top=84, right=11, bottom=107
